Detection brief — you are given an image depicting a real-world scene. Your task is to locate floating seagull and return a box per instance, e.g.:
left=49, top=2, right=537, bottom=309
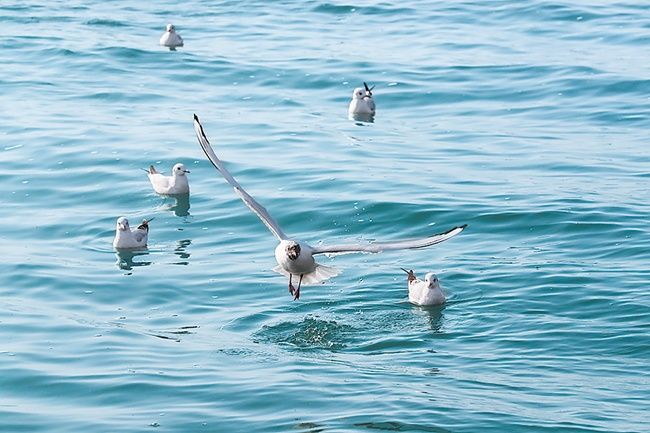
left=402, top=268, right=445, bottom=306
left=348, top=82, right=376, bottom=116
left=146, top=163, right=190, bottom=195
left=113, top=217, right=152, bottom=250
left=159, top=24, right=184, bottom=50
left=193, top=114, right=466, bottom=300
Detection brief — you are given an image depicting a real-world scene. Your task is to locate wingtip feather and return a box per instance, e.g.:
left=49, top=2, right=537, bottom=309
left=447, top=224, right=467, bottom=235
left=193, top=114, right=211, bottom=148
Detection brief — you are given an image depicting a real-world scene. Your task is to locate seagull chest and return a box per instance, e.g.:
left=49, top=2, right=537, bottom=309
left=408, top=284, right=445, bottom=306
left=274, top=243, right=316, bottom=275
left=349, top=99, right=375, bottom=115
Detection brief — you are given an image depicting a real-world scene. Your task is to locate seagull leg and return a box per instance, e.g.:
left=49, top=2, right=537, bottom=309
left=293, top=274, right=304, bottom=301
left=288, top=274, right=296, bottom=296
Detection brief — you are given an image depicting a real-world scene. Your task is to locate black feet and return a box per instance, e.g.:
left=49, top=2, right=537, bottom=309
left=288, top=274, right=304, bottom=300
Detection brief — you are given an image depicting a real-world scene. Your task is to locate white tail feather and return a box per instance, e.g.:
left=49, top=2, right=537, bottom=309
left=272, top=263, right=340, bottom=285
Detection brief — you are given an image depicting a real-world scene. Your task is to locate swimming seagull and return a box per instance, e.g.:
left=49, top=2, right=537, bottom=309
left=401, top=268, right=445, bottom=306
left=193, top=114, right=466, bottom=300
left=159, top=24, right=184, bottom=50
left=146, top=163, right=190, bottom=195
left=113, top=217, right=152, bottom=250
left=348, top=82, right=376, bottom=116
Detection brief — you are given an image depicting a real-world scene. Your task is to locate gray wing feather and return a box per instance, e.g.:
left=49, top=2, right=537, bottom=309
left=193, top=114, right=288, bottom=241
left=133, top=230, right=146, bottom=243
left=312, top=225, right=466, bottom=255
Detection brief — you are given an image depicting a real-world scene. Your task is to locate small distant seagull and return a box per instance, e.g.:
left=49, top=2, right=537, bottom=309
left=348, top=82, right=376, bottom=116
left=146, top=163, right=190, bottom=195
left=193, top=114, right=466, bottom=300
left=402, top=268, right=446, bottom=306
left=160, top=24, right=184, bottom=50
left=113, top=217, right=152, bottom=249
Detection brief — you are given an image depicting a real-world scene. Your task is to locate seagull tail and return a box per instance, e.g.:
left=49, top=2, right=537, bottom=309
left=272, top=264, right=340, bottom=286
left=303, top=263, right=340, bottom=285
left=400, top=268, right=417, bottom=283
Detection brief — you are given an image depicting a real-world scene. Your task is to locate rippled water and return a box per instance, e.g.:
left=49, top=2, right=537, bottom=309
left=1, top=1, right=649, bottom=432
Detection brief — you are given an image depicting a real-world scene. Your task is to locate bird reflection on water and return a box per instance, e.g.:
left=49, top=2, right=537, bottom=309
left=158, top=194, right=190, bottom=217
left=173, top=239, right=192, bottom=265
left=115, top=249, right=152, bottom=272
left=422, top=305, right=445, bottom=333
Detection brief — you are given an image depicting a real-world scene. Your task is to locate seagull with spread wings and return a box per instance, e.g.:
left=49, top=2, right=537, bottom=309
left=193, top=114, right=466, bottom=300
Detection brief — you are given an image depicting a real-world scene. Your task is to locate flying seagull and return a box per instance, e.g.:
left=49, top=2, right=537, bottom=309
left=193, top=114, right=466, bottom=300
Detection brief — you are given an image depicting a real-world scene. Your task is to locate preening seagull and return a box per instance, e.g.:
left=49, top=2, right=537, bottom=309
left=348, top=82, right=376, bottom=116
left=193, top=114, right=466, bottom=300
left=113, top=217, right=152, bottom=250
left=146, top=163, right=190, bottom=195
left=159, top=24, right=184, bottom=50
left=402, top=268, right=446, bottom=306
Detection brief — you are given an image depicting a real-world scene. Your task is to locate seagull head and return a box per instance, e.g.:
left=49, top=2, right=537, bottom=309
left=166, top=24, right=175, bottom=32
left=424, top=273, right=440, bottom=290
left=116, top=217, right=130, bottom=231
left=172, top=163, right=190, bottom=176
left=286, top=241, right=301, bottom=261
left=352, top=87, right=366, bottom=100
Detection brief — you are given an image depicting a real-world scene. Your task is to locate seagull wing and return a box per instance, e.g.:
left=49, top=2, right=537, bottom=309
left=193, top=114, right=288, bottom=241
left=312, top=224, right=466, bottom=255
left=148, top=172, right=170, bottom=190
left=132, top=229, right=147, bottom=243
left=367, top=98, right=376, bottom=112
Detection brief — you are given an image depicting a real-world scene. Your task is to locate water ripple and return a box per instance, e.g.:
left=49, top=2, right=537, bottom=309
left=1, top=0, right=649, bottom=432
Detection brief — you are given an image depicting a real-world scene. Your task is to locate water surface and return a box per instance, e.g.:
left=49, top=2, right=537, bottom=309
left=1, top=1, right=649, bottom=432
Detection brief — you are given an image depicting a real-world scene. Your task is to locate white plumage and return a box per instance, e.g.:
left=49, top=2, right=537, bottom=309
left=194, top=114, right=466, bottom=300
left=112, top=217, right=151, bottom=250
left=273, top=240, right=340, bottom=286
left=159, top=24, right=184, bottom=50
left=146, top=163, right=190, bottom=195
left=348, top=82, right=376, bottom=116
left=403, top=269, right=446, bottom=306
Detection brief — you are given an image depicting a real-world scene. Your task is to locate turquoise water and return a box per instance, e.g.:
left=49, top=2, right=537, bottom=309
left=1, top=1, right=649, bottom=431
